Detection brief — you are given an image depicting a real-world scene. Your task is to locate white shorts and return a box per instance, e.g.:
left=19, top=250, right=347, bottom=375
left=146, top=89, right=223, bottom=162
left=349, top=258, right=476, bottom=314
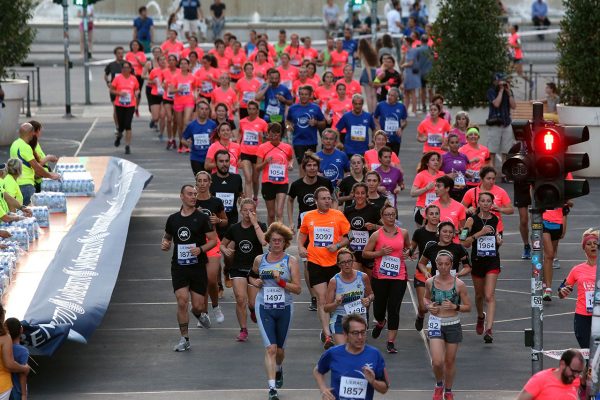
left=486, top=125, right=514, bottom=155
left=183, top=19, right=198, bottom=35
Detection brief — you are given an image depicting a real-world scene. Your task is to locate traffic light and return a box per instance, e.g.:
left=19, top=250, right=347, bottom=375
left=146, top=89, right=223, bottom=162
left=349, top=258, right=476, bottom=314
left=351, top=0, right=366, bottom=5
left=73, top=0, right=102, bottom=5
left=502, top=120, right=534, bottom=183
left=531, top=123, right=589, bottom=209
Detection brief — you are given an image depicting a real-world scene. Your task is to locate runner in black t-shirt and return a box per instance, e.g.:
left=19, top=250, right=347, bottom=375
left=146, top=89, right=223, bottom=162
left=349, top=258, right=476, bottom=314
left=343, top=182, right=380, bottom=276
left=418, top=222, right=471, bottom=278
left=365, top=170, right=388, bottom=210
left=221, top=199, right=267, bottom=341
left=337, top=154, right=367, bottom=209
left=162, top=184, right=217, bottom=352
left=195, top=171, right=228, bottom=323
left=286, top=152, right=333, bottom=311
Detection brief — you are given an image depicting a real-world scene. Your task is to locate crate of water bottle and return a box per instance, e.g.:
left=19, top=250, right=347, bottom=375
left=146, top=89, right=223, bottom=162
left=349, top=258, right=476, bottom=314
left=31, top=192, right=67, bottom=213
left=60, top=171, right=95, bottom=196
left=0, top=240, right=21, bottom=261
left=3, top=227, right=29, bottom=251
left=0, top=253, right=17, bottom=279
left=54, top=163, right=86, bottom=174
left=41, top=178, right=62, bottom=192
left=27, top=206, right=50, bottom=228
left=0, top=270, right=9, bottom=297
left=11, top=218, right=38, bottom=241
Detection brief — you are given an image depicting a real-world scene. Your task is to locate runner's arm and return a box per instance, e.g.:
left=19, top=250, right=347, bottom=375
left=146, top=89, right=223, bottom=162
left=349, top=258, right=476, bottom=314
left=323, top=278, right=338, bottom=313
left=285, top=256, right=302, bottom=295
left=202, top=230, right=218, bottom=253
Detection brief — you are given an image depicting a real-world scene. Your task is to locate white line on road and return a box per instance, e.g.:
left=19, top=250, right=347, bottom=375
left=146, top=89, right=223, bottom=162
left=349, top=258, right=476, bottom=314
left=462, top=311, right=574, bottom=327
left=74, top=117, right=98, bottom=157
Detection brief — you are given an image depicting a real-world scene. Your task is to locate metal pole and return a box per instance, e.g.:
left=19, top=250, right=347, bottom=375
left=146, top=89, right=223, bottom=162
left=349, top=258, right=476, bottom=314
left=83, top=5, right=91, bottom=105
left=370, top=0, right=378, bottom=48
left=62, top=0, right=73, bottom=118
left=25, top=76, right=31, bottom=118
left=588, top=239, right=600, bottom=396
left=36, top=66, right=41, bottom=107
left=529, top=64, right=533, bottom=101
left=529, top=101, right=545, bottom=374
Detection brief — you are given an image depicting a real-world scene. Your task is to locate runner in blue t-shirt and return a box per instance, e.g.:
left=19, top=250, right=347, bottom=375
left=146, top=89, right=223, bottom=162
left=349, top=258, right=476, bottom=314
left=314, top=314, right=389, bottom=400
left=373, top=87, right=407, bottom=154
left=182, top=100, right=217, bottom=176
left=287, top=86, right=326, bottom=165
left=336, top=95, right=375, bottom=158
left=316, top=129, right=349, bottom=187
left=256, top=69, right=293, bottom=124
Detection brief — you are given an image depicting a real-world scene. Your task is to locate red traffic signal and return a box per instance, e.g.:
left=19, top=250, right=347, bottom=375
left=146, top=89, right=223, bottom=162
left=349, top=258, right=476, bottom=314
left=534, top=128, right=561, bottom=154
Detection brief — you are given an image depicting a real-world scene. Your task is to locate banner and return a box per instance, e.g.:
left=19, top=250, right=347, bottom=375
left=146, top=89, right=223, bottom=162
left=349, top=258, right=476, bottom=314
left=21, top=157, right=152, bottom=356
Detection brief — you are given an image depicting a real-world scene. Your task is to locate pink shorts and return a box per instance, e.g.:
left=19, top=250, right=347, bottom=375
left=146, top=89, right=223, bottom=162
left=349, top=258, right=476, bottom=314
left=173, top=102, right=195, bottom=112
left=207, top=237, right=222, bottom=258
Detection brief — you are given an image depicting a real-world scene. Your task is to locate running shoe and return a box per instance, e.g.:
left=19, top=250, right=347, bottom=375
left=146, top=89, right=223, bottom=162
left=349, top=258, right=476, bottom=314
left=114, top=133, right=122, bottom=147
left=275, top=369, right=283, bottom=388
left=237, top=329, right=248, bottom=342
left=415, top=315, right=424, bottom=332
left=433, top=386, right=444, bottom=400
left=543, top=288, right=552, bottom=302
left=483, top=329, right=493, bottom=343
left=197, top=312, right=211, bottom=329
left=173, top=337, right=190, bottom=352
left=184, top=144, right=190, bottom=153
left=521, top=244, right=531, bottom=259
left=553, top=258, right=560, bottom=269
left=386, top=341, right=398, bottom=354
left=149, top=120, right=156, bottom=129
left=250, top=308, right=257, bottom=324
left=166, top=139, right=174, bottom=150
left=324, top=335, right=335, bottom=350
left=177, top=143, right=184, bottom=153
left=444, top=392, right=454, bottom=400
left=125, top=145, right=131, bottom=155
left=268, top=388, right=279, bottom=400
left=320, top=329, right=326, bottom=343
left=372, top=319, right=386, bottom=339
left=309, top=297, right=317, bottom=311
left=213, top=305, right=225, bottom=323
left=476, top=313, right=486, bottom=335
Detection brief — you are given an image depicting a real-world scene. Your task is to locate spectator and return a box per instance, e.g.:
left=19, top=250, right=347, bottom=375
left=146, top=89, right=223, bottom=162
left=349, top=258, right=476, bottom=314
left=358, top=38, right=380, bottom=112
left=76, top=3, right=94, bottom=59
left=342, top=27, right=359, bottom=68
left=400, top=0, right=413, bottom=26
left=346, top=11, right=362, bottom=31
left=415, top=34, right=433, bottom=112
left=323, top=0, right=341, bottom=35
left=531, top=0, right=551, bottom=40
left=386, top=0, right=402, bottom=63
left=375, top=54, right=402, bottom=102
left=486, top=73, right=516, bottom=174
left=411, top=0, right=428, bottom=26
left=6, top=318, right=28, bottom=400
left=402, top=16, right=425, bottom=37
left=210, top=0, right=226, bottom=40
left=167, top=13, right=184, bottom=39
left=362, top=13, right=381, bottom=35
left=175, top=0, right=204, bottom=41
left=400, top=36, right=421, bottom=117
left=378, top=34, right=395, bottom=58
left=516, top=349, right=584, bottom=399
left=133, top=6, right=154, bottom=54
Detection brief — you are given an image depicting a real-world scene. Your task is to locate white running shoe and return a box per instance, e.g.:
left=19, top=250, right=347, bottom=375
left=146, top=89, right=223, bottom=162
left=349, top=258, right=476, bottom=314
left=173, top=337, right=190, bottom=352
left=213, top=305, right=225, bottom=323
left=197, top=312, right=211, bottom=328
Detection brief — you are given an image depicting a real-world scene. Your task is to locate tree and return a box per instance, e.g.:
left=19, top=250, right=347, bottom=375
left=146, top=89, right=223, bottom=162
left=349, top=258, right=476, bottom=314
left=0, top=0, right=37, bottom=80
left=556, top=0, right=600, bottom=106
left=429, top=0, right=509, bottom=109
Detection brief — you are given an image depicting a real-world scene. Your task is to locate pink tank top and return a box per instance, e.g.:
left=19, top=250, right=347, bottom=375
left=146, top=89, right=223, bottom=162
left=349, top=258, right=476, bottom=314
left=373, top=227, right=407, bottom=280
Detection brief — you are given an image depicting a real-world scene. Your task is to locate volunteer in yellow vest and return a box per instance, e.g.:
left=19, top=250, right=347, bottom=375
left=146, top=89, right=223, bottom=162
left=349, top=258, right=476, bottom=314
left=29, top=120, right=59, bottom=192
left=0, top=164, right=28, bottom=224
left=4, top=159, right=23, bottom=206
left=9, top=123, right=60, bottom=205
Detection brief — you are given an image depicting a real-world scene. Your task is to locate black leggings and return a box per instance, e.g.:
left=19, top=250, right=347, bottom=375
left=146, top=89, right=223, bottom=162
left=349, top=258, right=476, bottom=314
left=371, top=277, right=407, bottom=330
left=115, top=106, right=135, bottom=133
left=191, top=159, right=206, bottom=177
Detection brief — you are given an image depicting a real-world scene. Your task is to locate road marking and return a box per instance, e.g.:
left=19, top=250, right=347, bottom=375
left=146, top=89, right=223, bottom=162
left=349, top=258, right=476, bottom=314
left=109, top=300, right=416, bottom=305
left=462, top=311, right=575, bottom=326
left=406, top=279, right=431, bottom=361
left=74, top=117, right=98, bottom=157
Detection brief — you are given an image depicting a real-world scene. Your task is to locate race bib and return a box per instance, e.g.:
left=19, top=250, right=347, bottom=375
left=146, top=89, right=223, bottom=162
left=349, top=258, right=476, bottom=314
left=384, top=119, right=399, bottom=133
left=314, top=226, right=334, bottom=247
left=177, top=244, right=198, bottom=265
left=178, top=82, right=191, bottom=95
left=477, top=235, right=496, bottom=257
left=350, top=230, right=369, bottom=251
left=230, top=65, right=242, bottom=75
left=427, top=133, right=443, bottom=147
left=201, top=81, right=213, bottom=93
left=193, top=134, right=209, bottom=147
left=243, top=131, right=259, bottom=146
left=586, top=291, right=594, bottom=313
left=427, top=315, right=441, bottom=338
left=454, top=172, right=466, bottom=186
left=119, top=92, right=132, bottom=106
left=467, top=169, right=480, bottom=183
left=350, top=125, right=367, bottom=142
left=344, top=299, right=366, bottom=315
left=266, top=104, right=280, bottom=116
left=268, top=163, right=286, bottom=182
left=425, top=192, right=438, bottom=206
left=155, top=78, right=164, bottom=95
left=379, top=255, right=400, bottom=277
left=215, top=192, right=235, bottom=212
left=339, top=376, right=368, bottom=400
left=263, top=286, right=285, bottom=309
left=242, top=91, right=256, bottom=103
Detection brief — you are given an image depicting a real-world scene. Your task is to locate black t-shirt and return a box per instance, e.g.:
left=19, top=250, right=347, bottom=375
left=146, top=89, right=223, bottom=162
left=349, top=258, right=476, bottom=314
left=344, top=204, right=380, bottom=251
left=377, top=69, right=402, bottom=101
left=180, top=0, right=200, bottom=20
left=165, top=210, right=213, bottom=267
left=288, top=176, right=333, bottom=225
left=411, top=227, right=438, bottom=258
left=104, top=60, right=124, bottom=81
left=210, top=3, right=226, bottom=18
left=468, top=213, right=500, bottom=265
left=210, top=172, right=243, bottom=226
left=224, top=222, right=267, bottom=270
left=338, top=175, right=364, bottom=209
left=422, top=242, right=469, bottom=276
left=195, top=196, right=225, bottom=233
left=368, top=194, right=387, bottom=210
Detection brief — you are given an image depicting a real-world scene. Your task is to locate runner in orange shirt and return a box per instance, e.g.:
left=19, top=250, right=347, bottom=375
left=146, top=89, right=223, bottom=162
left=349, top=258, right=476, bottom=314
left=284, top=33, right=305, bottom=67
left=277, top=53, right=299, bottom=92
left=306, top=62, right=321, bottom=86
left=238, top=101, right=268, bottom=201
left=431, top=176, right=467, bottom=242
left=252, top=50, right=274, bottom=84
left=110, top=61, right=140, bottom=154
left=210, top=39, right=232, bottom=75
left=205, top=122, right=241, bottom=173
left=364, top=131, right=401, bottom=171
left=125, top=40, right=147, bottom=115
left=298, top=186, right=350, bottom=348
left=169, top=58, right=197, bottom=153
left=181, top=35, right=204, bottom=60
left=324, top=82, right=352, bottom=130
left=210, top=73, right=238, bottom=120
left=292, top=67, right=316, bottom=102
left=328, top=39, right=349, bottom=80
left=228, top=40, right=247, bottom=83
left=410, top=152, right=445, bottom=226
left=314, top=71, right=337, bottom=115
left=335, top=64, right=362, bottom=97
left=417, top=103, right=452, bottom=154
left=459, top=126, right=490, bottom=187
left=194, top=54, right=221, bottom=103
left=160, top=29, right=184, bottom=59
left=301, top=36, right=319, bottom=63
left=235, top=62, right=261, bottom=119
left=161, top=55, right=180, bottom=150
left=145, top=54, right=167, bottom=138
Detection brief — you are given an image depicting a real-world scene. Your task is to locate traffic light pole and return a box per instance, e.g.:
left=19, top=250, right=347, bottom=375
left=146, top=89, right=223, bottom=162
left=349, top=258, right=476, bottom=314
left=62, top=0, right=73, bottom=118
left=82, top=5, right=91, bottom=105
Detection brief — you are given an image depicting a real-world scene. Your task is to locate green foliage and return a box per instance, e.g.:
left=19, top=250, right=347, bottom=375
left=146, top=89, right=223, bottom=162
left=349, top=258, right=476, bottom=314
left=557, top=0, right=600, bottom=106
left=0, top=0, right=37, bottom=80
left=429, top=0, right=509, bottom=109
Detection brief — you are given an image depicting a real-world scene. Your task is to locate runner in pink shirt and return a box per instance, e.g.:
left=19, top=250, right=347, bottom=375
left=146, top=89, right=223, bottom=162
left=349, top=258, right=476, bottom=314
left=235, top=63, right=261, bottom=119
left=169, top=58, right=197, bottom=153
left=210, top=73, right=238, bottom=120
left=238, top=101, right=268, bottom=201
left=417, top=103, right=452, bottom=154
left=411, top=152, right=445, bottom=226
left=205, top=123, right=241, bottom=173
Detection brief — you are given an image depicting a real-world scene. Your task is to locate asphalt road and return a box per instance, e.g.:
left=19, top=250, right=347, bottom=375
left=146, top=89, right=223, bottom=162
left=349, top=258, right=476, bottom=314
left=2, top=102, right=598, bottom=400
